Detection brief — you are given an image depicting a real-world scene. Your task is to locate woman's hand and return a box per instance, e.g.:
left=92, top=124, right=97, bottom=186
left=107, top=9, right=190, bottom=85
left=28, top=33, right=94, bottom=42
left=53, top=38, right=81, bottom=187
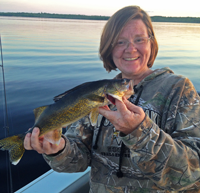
left=99, top=97, right=145, bottom=135
left=24, top=127, right=66, bottom=155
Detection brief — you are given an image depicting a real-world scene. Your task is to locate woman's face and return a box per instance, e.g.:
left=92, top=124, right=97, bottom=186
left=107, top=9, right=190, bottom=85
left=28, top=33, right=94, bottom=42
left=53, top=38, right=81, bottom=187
left=112, top=19, right=151, bottom=79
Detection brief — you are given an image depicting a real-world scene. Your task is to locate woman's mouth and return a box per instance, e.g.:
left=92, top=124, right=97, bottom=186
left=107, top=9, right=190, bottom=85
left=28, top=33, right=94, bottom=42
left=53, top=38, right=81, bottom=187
left=124, top=57, right=139, bottom=61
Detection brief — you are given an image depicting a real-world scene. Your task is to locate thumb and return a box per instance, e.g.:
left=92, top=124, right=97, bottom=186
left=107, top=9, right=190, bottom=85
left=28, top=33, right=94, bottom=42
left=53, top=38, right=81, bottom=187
left=99, top=105, right=110, bottom=111
left=99, top=106, right=115, bottom=119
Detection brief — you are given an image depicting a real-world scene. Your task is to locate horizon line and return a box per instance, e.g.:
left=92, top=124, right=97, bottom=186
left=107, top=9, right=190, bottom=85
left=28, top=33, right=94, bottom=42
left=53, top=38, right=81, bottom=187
left=0, top=11, right=200, bottom=18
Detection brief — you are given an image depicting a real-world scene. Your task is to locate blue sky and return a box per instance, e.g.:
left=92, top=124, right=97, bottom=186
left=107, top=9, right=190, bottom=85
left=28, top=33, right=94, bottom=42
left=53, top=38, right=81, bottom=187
left=0, top=0, right=200, bottom=17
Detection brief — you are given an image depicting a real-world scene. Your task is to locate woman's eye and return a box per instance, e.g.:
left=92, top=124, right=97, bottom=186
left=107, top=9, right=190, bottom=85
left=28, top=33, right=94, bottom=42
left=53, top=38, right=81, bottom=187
left=117, top=40, right=126, bottom=45
left=135, top=38, right=145, bottom=44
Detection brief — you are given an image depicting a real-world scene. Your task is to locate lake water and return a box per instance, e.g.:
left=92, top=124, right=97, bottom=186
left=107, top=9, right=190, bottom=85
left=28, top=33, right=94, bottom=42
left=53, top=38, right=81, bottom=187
left=0, top=16, right=200, bottom=192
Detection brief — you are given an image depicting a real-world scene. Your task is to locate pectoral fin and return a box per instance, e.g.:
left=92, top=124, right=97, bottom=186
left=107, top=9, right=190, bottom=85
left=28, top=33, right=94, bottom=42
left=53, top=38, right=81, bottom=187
left=89, top=107, right=99, bottom=126
left=87, top=94, right=105, bottom=103
left=43, top=127, right=62, bottom=145
left=33, top=106, right=48, bottom=122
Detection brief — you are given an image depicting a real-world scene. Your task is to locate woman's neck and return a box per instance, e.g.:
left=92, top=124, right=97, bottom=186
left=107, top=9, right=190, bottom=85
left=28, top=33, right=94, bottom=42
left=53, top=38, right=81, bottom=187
left=122, top=68, right=153, bottom=85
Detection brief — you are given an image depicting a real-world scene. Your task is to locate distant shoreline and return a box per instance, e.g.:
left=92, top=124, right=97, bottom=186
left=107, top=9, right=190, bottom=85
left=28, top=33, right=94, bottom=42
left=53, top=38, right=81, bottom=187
left=0, top=12, right=200, bottom=23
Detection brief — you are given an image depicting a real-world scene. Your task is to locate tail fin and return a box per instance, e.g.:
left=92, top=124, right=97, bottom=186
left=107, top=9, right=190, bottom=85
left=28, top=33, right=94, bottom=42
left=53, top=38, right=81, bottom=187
left=0, top=134, right=25, bottom=165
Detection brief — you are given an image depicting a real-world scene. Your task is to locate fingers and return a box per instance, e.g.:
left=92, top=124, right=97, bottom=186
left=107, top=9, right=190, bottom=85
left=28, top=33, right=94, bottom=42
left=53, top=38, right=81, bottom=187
left=123, top=97, right=146, bottom=123
left=100, top=105, right=110, bottom=110
left=115, top=98, right=127, bottom=113
left=24, top=127, right=43, bottom=153
left=123, top=97, right=144, bottom=115
left=24, top=127, right=42, bottom=152
left=99, top=105, right=111, bottom=116
left=99, top=97, right=146, bottom=135
left=99, top=99, right=128, bottom=119
left=30, top=128, right=53, bottom=154
left=99, top=105, right=116, bottom=120
left=24, top=127, right=66, bottom=155
left=43, top=137, right=66, bottom=155
left=30, top=127, right=44, bottom=153
left=24, top=132, right=32, bottom=150
left=123, top=97, right=137, bottom=111
left=42, top=139, right=53, bottom=154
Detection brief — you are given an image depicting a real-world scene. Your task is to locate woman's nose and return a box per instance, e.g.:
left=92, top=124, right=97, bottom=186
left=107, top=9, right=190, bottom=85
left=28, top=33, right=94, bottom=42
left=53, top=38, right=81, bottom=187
left=125, top=41, right=137, bottom=51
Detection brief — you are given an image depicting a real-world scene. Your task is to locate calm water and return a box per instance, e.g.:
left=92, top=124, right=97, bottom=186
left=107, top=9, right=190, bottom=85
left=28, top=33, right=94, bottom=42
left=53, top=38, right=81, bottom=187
left=0, top=17, right=200, bottom=191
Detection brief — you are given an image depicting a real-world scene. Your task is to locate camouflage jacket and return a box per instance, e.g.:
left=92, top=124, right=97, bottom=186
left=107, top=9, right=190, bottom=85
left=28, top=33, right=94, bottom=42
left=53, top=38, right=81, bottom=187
left=43, top=67, right=200, bottom=193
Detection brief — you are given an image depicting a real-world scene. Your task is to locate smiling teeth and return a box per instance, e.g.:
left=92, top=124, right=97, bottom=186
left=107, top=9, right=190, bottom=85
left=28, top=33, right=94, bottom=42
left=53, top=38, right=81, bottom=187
left=125, top=57, right=138, bottom=61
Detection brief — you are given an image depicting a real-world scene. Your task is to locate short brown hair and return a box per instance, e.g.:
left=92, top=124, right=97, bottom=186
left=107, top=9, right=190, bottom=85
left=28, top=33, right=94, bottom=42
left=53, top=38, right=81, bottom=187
left=99, top=6, right=158, bottom=72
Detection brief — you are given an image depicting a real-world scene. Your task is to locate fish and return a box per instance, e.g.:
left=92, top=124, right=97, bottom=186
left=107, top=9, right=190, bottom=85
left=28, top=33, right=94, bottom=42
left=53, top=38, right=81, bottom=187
left=0, top=78, right=134, bottom=165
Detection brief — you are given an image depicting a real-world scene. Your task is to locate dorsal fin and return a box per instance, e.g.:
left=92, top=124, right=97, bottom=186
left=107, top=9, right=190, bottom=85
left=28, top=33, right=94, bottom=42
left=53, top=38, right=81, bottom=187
left=53, top=82, right=89, bottom=102
left=33, top=105, right=48, bottom=122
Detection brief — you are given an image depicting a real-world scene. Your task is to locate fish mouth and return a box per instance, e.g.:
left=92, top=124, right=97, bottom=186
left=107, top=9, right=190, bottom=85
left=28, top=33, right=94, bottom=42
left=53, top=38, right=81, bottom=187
left=106, top=94, right=119, bottom=105
left=105, top=79, right=134, bottom=105
left=106, top=94, right=115, bottom=105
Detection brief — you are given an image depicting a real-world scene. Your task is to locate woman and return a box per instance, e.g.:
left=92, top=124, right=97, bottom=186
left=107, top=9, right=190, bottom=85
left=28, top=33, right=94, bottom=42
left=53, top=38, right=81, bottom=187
left=24, top=6, right=200, bottom=192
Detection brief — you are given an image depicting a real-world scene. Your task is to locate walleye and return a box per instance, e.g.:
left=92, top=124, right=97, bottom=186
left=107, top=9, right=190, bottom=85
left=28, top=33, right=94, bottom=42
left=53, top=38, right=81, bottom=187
left=0, top=78, right=133, bottom=165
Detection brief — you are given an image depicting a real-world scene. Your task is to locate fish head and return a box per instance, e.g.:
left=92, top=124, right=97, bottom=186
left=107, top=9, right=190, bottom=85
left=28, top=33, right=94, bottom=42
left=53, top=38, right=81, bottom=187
left=104, top=79, right=134, bottom=105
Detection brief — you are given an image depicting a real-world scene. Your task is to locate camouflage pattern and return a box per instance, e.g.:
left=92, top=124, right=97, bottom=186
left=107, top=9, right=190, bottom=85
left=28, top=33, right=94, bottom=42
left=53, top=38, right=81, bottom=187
left=43, top=67, right=200, bottom=192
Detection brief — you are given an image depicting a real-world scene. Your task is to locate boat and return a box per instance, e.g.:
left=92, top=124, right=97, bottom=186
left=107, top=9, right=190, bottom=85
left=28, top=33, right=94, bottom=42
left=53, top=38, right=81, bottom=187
left=15, top=168, right=90, bottom=193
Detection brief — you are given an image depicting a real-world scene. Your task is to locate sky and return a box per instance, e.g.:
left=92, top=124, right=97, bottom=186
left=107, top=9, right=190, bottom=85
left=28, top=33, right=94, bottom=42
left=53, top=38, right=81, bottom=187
left=0, top=0, right=200, bottom=17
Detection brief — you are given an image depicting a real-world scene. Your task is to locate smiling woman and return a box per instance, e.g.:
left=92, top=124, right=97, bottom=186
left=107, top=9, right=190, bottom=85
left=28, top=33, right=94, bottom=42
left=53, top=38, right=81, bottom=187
left=111, top=19, right=152, bottom=84
left=99, top=6, right=158, bottom=85
left=21, top=5, right=200, bottom=193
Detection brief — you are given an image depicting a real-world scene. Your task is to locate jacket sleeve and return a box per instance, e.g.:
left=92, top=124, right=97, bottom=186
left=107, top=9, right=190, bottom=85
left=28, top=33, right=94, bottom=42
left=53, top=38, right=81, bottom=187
left=120, top=77, right=200, bottom=192
left=43, top=115, right=93, bottom=173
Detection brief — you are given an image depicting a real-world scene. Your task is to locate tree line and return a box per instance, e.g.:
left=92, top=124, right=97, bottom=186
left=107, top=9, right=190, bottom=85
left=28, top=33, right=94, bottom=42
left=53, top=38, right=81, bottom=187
left=0, top=12, right=199, bottom=23
left=151, top=16, right=200, bottom=23
left=0, top=12, right=109, bottom=20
